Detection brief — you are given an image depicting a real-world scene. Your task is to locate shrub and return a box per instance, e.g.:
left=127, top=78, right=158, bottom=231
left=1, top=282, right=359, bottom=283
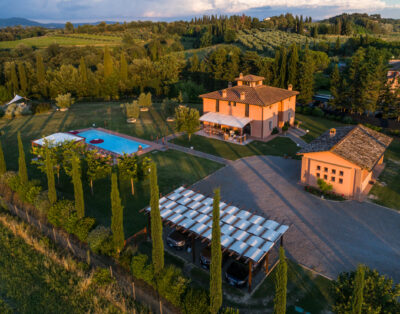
left=294, top=120, right=299, bottom=126
left=387, top=129, right=400, bottom=136
left=92, top=268, right=115, bottom=286
left=161, top=98, right=178, bottom=116
left=87, top=225, right=112, bottom=254
left=183, top=288, right=209, bottom=314
left=311, top=107, right=324, bottom=117
left=73, top=217, right=96, bottom=241
left=14, top=105, right=32, bottom=116
left=303, top=106, right=312, bottom=115
left=317, top=178, right=333, bottom=193
left=131, top=254, right=154, bottom=285
left=47, top=199, right=75, bottom=228
left=271, top=127, right=279, bottom=135
left=157, top=266, right=188, bottom=307
left=342, top=116, right=354, bottom=124
left=364, top=123, right=382, bottom=132
left=7, top=175, right=41, bottom=205
left=124, top=100, right=140, bottom=119
left=33, top=191, right=51, bottom=215
left=32, top=102, right=52, bottom=114
left=4, top=103, right=17, bottom=119
left=56, top=93, right=74, bottom=109
left=333, top=267, right=400, bottom=313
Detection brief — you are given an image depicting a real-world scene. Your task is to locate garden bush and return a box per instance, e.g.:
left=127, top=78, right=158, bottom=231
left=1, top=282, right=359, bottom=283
left=4, top=103, right=17, bottom=119
left=6, top=174, right=41, bottom=205
left=182, top=288, right=209, bottom=314
left=333, top=267, right=400, bottom=313
left=123, top=100, right=140, bottom=119
left=364, top=123, right=382, bottom=132
left=342, top=116, right=354, bottom=124
left=47, top=199, right=75, bottom=229
left=73, top=217, right=96, bottom=241
left=92, top=268, right=115, bottom=286
left=14, top=105, right=32, bottom=116
left=131, top=254, right=155, bottom=285
left=56, top=93, right=75, bottom=109
left=311, top=107, right=324, bottom=117
left=87, top=225, right=112, bottom=254
left=161, top=98, right=178, bottom=116
left=157, top=265, right=188, bottom=307
left=271, top=127, right=279, bottom=135
left=303, top=106, right=312, bottom=115
left=31, top=102, right=52, bottom=114
left=33, top=191, right=51, bottom=215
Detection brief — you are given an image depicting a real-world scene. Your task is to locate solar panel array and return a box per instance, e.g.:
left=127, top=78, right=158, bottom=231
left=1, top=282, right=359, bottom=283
left=144, top=186, right=289, bottom=264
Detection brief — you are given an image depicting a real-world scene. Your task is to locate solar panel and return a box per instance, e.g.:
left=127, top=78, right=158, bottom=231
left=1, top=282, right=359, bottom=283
left=247, top=235, right=264, bottom=248
left=221, top=235, right=234, bottom=248
left=180, top=218, right=195, bottom=229
left=263, top=220, right=279, bottom=230
left=194, top=213, right=209, bottom=224
left=189, top=222, right=208, bottom=235
left=249, top=215, right=265, bottom=225
left=191, top=193, right=204, bottom=201
left=170, top=213, right=183, bottom=224
left=275, top=225, right=289, bottom=234
left=203, top=229, right=212, bottom=240
left=221, top=224, right=236, bottom=236
left=234, top=219, right=251, bottom=230
left=230, top=241, right=248, bottom=255
left=173, top=205, right=187, bottom=214
left=160, top=209, right=173, bottom=218
left=168, top=193, right=181, bottom=201
left=163, top=200, right=177, bottom=209
left=175, top=186, right=185, bottom=193
left=244, top=247, right=264, bottom=261
left=202, top=198, right=213, bottom=206
left=159, top=196, right=167, bottom=203
left=261, top=229, right=280, bottom=242
left=181, top=189, right=195, bottom=197
left=231, top=229, right=248, bottom=241
left=248, top=224, right=266, bottom=236
left=259, top=241, right=274, bottom=252
left=188, top=201, right=202, bottom=210
left=198, top=205, right=212, bottom=215
left=224, top=206, right=240, bottom=215
left=221, top=214, right=237, bottom=224
left=236, top=210, right=251, bottom=219
left=177, top=197, right=192, bottom=205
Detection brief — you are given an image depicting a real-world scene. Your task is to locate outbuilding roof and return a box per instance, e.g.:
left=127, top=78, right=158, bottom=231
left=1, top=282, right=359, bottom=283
left=143, top=186, right=289, bottom=264
left=33, top=132, right=84, bottom=147
left=199, top=85, right=299, bottom=107
left=298, top=125, right=393, bottom=171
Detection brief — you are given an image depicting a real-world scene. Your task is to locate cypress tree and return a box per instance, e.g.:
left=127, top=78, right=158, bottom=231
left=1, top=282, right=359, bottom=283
left=297, top=48, right=314, bottom=104
left=71, top=154, right=85, bottom=218
left=17, top=62, right=27, bottom=95
left=104, top=46, right=113, bottom=79
left=0, top=140, right=6, bottom=175
left=287, top=44, right=299, bottom=89
left=330, top=64, right=341, bottom=109
left=273, top=49, right=281, bottom=87
left=120, top=53, right=128, bottom=82
left=79, top=57, right=88, bottom=83
left=210, top=188, right=222, bottom=314
left=10, top=62, right=19, bottom=94
left=17, top=132, right=28, bottom=185
left=36, top=54, right=47, bottom=97
left=351, top=265, right=365, bottom=314
left=45, top=147, right=57, bottom=205
left=111, top=172, right=124, bottom=253
left=150, top=162, right=164, bottom=274
left=279, top=47, right=287, bottom=88
left=273, top=246, right=287, bottom=314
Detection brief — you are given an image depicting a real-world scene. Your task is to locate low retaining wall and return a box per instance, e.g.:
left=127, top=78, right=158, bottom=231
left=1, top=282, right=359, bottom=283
left=2, top=200, right=178, bottom=314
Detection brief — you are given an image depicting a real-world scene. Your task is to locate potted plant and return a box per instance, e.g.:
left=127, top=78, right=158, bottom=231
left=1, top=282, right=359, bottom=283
left=294, top=120, right=300, bottom=128
left=282, top=123, right=289, bottom=135
left=56, top=93, right=74, bottom=112
left=138, top=92, right=152, bottom=112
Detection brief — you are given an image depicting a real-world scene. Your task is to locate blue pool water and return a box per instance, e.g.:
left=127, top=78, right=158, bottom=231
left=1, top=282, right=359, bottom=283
left=77, top=129, right=150, bottom=155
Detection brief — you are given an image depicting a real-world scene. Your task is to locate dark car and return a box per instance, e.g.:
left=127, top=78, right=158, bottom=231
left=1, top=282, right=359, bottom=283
left=225, top=261, right=248, bottom=287
left=166, top=230, right=187, bottom=250
left=200, top=246, right=211, bottom=269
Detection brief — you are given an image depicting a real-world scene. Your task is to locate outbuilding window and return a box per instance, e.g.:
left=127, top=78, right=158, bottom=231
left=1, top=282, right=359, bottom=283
left=339, top=171, right=344, bottom=176
left=339, top=178, right=343, bottom=184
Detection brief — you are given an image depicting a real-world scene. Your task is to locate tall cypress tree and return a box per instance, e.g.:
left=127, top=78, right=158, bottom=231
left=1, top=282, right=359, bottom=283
left=287, top=44, right=299, bottom=89
left=279, top=47, right=287, bottom=88
left=0, top=140, right=6, bottom=175
left=273, top=49, right=281, bottom=87
left=111, top=172, right=124, bottom=253
left=17, top=62, right=27, bottom=95
left=10, top=62, right=19, bottom=94
left=36, top=54, right=47, bottom=97
left=150, top=162, right=164, bottom=274
left=45, top=147, right=57, bottom=205
left=104, top=46, right=113, bottom=79
left=79, top=57, right=88, bottom=83
left=71, top=154, right=85, bottom=218
left=210, top=188, right=222, bottom=314
left=351, top=265, right=365, bottom=314
left=120, top=53, right=128, bottom=82
left=330, top=64, right=341, bottom=110
left=17, top=132, right=28, bottom=185
left=273, top=247, right=287, bottom=314
left=297, top=47, right=314, bottom=104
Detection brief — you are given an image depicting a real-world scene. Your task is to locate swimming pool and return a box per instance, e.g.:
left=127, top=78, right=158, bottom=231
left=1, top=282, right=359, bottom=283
left=77, top=129, right=150, bottom=155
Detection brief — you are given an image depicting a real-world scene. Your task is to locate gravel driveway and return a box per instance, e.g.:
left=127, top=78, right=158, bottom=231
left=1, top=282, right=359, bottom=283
left=192, top=156, right=400, bottom=282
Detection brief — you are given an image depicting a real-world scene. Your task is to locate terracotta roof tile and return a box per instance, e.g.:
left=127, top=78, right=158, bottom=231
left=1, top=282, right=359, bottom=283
left=299, top=125, right=393, bottom=171
left=199, top=85, right=299, bottom=107
left=235, top=74, right=265, bottom=82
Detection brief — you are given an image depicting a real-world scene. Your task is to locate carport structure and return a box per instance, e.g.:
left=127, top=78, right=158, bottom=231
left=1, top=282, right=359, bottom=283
left=142, top=186, right=289, bottom=291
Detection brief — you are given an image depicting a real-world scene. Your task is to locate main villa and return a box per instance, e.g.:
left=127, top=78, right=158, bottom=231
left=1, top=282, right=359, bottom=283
left=199, top=73, right=299, bottom=140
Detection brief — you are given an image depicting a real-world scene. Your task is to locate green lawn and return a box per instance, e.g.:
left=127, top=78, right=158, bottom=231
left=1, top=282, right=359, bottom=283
left=296, top=113, right=346, bottom=143
left=170, top=134, right=300, bottom=160
left=0, top=102, right=222, bottom=236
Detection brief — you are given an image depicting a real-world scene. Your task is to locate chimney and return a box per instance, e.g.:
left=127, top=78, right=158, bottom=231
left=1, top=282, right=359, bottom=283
left=288, top=84, right=293, bottom=91
left=228, top=81, right=232, bottom=88
left=240, top=91, right=245, bottom=101
left=239, top=72, right=243, bottom=79
left=222, top=89, right=227, bottom=98
left=329, top=128, right=336, bottom=137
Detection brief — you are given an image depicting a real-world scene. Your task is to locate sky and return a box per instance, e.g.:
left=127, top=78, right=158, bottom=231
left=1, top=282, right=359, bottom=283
left=0, top=0, right=399, bottom=22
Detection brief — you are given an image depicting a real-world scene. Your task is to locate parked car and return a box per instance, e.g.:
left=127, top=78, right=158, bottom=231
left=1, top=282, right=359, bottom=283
left=225, top=261, right=249, bottom=287
left=166, top=230, right=187, bottom=250
left=200, top=246, right=228, bottom=269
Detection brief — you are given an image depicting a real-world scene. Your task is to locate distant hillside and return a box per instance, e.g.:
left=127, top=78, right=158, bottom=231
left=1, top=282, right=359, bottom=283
left=0, top=17, right=118, bottom=29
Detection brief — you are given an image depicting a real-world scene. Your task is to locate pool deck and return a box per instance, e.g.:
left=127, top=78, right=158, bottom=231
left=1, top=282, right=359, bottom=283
left=73, top=127, right=162, bottom=157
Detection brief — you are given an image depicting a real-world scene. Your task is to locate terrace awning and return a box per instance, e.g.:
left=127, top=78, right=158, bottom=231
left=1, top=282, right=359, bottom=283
left=200, top=112, right=252, bottom=129
left=142, top=186, right=289, bottom=265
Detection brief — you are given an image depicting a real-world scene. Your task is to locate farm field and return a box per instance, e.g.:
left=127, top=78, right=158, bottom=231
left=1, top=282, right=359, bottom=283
left=0, top=210, right=129, bottom=313
left=0, top=102, right=223, bottom=236
left=0, top=33, right=122, bottom=48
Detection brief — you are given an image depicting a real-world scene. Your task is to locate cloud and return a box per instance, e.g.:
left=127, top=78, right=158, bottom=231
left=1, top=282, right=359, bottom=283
left=0, top=0, right=398, bottom=21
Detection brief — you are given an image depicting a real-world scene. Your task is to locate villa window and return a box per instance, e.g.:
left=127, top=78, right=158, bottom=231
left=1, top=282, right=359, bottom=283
left=339, top=171, right=344, bottom=176
left=339, top=178, right=343, bottom=184
left=317, top=165, right=321, bottom=170
left=269, top=121, right=272, bottom=131
left=324, top=167, right=328, bottom=172
left=233, top=102, right=236, bottom=107
left=245, top=104, right=249, bottom=117
left=331, top=177, right=335, bottom=182
left=316, top=173, right=320, bottom=178
left=216, top=100, right=219, bottom=112
left=324, top=174, right=328, bottom=180
left=332, top=169, right=336, bottom=174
